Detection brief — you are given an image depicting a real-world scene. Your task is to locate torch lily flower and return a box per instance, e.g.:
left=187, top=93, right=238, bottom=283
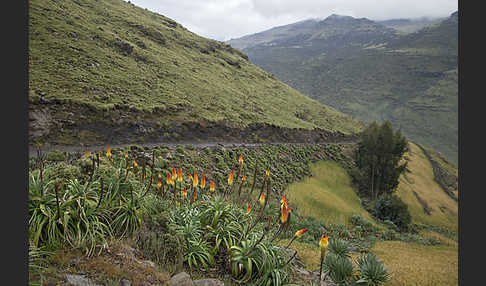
left=281, top=203, right=288, bottom=224
left=158, top=173, right=162, bottom=180
left=193, top=172, right=198, bottom=188
left=265, top=170, right=270, bottom=177
left=200, top=173, right=206, bottom=189
left=85, top=147, right=90, bottom=157
left=188, top=174, right=193, bottom=182
left=319, top=232, right=329, bottom=255
left=210, top=180, right=215, bottom=192
left=242, top=175, right=246, bottom=182
left=193, top=190, right=197, bottom=201
left=167, top=173, right=171, bottom=185
left=259, top=192, right=265, bottom=207
left=319, top=232, right=329, bottom=281
left=285, top=228, right=308, bottom=249
left=106, top=146, right=112, bottom=157
left=171, top=168, right=177, bottom=180
left=177, top=168, right=182, bottom=182
left=228, top=170, right=234, bottom=185
left=239, top=154, right=244, bottom=166
left=295, top=228, right=308, bottom=239
left=157, top=181, right=162, bottom=189
left=281, top=195, right=288, bottom=209
left=246, top=204, right=251, bottom=214
left=133, top=161, right=138, bottom=168
left=183, top=188, right=187, bottom=198
left=124, top=152, right=128, bottom=158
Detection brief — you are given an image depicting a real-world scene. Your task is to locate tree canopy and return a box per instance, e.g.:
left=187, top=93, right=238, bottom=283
left=354, top=121, right=409, bottom=200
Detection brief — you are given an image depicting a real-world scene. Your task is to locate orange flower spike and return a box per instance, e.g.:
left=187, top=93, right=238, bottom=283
left=171, top=168, right=177, bottom=180
left=193, top=190, right=197, bottom=201
left=166, top=173, right=171, bottom=185
left=319, top=232, right=329, bottom=255
left=265, top=170, right=270, bottom=177
left=281, top=195, right=288, bottom=209
left=183, top=188, right=187, bottom=198
left=124, top=152, right=128, bottom=158
left=228, top=170, right=234, bottom=185
left=210, top=180, right=215, bottom=192
left=259, top=192, right=265, bottom=207
left=201, top=173, right=206, bottom=189
left=246, top=204, right=251, bottom=214
left=193, top=172, right=199, bottom=188
left=239, top=154, right=244, bottom=166
left=85, top=147, right=90, bottom=157
left=158, top=173, right=162, bottom=180
left=157, top=181, right=162, bottom=189
left=295, top=228, right=308, bottom=239
left=133, top=161, right=138, bottom=168
left=242, top=175, right=247, bottom=182
left=188, top=174, right=193, bottom=182
left=106, top=146, right=112, bottom=157
left=281, top=204, right=288, bottom=224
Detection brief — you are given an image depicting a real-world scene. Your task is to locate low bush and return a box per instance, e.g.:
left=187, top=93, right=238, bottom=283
left=374, top=195, right=412, bottom=231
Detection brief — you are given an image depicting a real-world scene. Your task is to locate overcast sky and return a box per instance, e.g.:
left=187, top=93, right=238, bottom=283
left=129, top=0, right=458, bottom=41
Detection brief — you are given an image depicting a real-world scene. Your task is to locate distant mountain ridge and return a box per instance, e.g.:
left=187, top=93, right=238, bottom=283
left=227, top=11, right=458, bottom=165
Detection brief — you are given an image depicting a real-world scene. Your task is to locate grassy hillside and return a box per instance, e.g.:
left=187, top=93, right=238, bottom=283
left=281, top=142, right=458, bottom=285
left=396, top=142, right=458, bottom=231
left=287, top=161, right=374, bottom=225
left=28, top=0, right=363, bottom=146
left=228, top=12, right=458, bottom=165
left=371, top=240, right=457, bottom=286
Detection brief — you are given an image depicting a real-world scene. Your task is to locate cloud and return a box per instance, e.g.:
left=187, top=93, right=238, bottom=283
left=129, top=0, right=458, bottom=41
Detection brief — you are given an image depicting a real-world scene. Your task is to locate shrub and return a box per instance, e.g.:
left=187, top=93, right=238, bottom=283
left=328, top=238, right=351, bottom=258
left=356, top=253, right=391, bottom=286
left=322, top=253, right=354, bottom=286
left=374, top=195, right=412, bottom=231
left=45, top=150, right=66, bottom=162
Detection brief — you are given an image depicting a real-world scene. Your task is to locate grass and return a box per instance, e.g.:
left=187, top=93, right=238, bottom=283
left=287, top=161, right=374, bottom=225
left=370, top=240, right=458, bottom=286
left=277, top=239, right=321, bottom=272
left=28, top=0, right=363, bottom=146
left=396, top=142, right=458, bottom=231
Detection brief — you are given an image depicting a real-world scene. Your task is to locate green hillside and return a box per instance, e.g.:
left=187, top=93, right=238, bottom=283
left=28, top=0, right=363, bottom=146
left=228, top=12, right=458, bottom=165
left=283, top=142, right=458, bottom=285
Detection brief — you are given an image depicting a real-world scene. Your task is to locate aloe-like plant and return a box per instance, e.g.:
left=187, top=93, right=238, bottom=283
left=322, top=253, right=355, bottom=286
left=356, top=253, right=391, bottom=286
left=328, top=238, right=351, bottom=258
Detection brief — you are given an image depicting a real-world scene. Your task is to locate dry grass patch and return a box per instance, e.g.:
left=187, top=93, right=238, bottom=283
left=371, top=241, right=458, bottom=286
left=397, top=142, right=458, bottom=231
left=287, top=161, right=374, bottom=225
left=277, top=239, right=321, bottom=271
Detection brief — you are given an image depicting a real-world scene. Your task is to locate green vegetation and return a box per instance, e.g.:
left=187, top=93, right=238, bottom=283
left=373, top=195, right=412, bottom=231
left=29, top=141, right=458, bottom=285
left=28, top=0, right=363, bottom=146
left=370, top=241, right=458, bottom=286
left=229, top=12, right=458, bottom=165
left=395, top=142, right=458, bottom=231
left=287, top=161, right=374, bottom=225
left=353, top=121, right=409, bottom=200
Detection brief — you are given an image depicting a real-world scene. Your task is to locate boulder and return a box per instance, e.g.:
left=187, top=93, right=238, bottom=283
left=65, top=274, right=101, bottom=286
left=169, top=272, right=193, bottom=286
left=193, top=278, right=224, bottom=286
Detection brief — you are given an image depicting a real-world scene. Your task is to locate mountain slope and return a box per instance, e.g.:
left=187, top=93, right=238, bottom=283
left=377, top=17, right=445, bottom=34
left=28, top=0, right=363, bottom=146
left=227, top=12, right=458, bottom=165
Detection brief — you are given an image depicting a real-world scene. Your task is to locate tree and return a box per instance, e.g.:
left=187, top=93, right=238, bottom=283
left=354, top=121, right=409, bottom=200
